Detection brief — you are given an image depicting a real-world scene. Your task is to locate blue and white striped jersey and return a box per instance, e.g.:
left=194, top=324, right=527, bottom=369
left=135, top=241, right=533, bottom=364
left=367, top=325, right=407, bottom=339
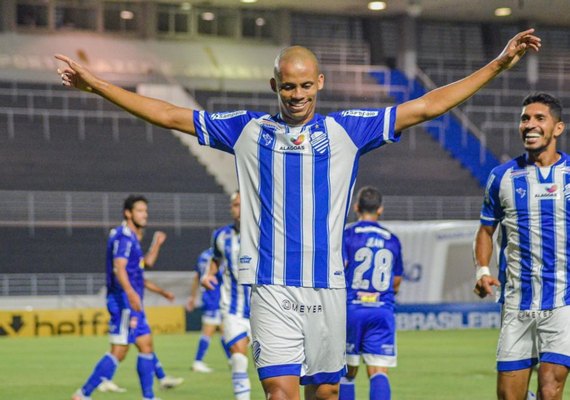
left=343, top=221, right=403, bottom=310
left=195, top=248, right=222, bottom=312
left=480, top=152, right=570, bottom=311
left=212, top=224, right=250, bottom=318
left=195, top=108, right=399, bottom=289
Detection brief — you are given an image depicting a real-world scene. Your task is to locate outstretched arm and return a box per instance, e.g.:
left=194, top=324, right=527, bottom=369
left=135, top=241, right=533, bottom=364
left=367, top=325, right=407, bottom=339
left=144, top=279, right=175, bottom=302
left=395, top=29, right=541, bottom=132
left=55, top=54, right=196, bottom=135
left=473, top=224, right=501, bottom=298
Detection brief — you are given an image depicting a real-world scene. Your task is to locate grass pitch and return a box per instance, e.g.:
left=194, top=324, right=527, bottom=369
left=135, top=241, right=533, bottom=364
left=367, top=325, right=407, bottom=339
left=0, top=329, right=562, bottom=399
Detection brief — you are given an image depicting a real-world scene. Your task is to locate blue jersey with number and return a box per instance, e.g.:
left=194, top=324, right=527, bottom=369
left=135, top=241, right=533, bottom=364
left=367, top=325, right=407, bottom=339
left=195, top=248, right=222, bottom=311
left=195, top=108, right=399, bottom=289
left=106, top=223, right=145, bottom=305
left=343, top=220, right=403, bottom=309
left=480, top=152, right=570, bottom=311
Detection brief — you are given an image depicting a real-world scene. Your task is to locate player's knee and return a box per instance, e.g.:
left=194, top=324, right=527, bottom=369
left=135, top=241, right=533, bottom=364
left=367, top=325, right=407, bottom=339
left=312, top=383, right=339, bottom=400
left=230, top=352, right=248, bottom=372
left=539, top=380, right=564, bottom=400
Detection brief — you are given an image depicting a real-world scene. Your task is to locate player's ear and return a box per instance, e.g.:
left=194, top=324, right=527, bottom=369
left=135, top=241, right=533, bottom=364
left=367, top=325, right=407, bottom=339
left=317, top=73, right=324, bottom=91
left=554, top=121, right=565, bottom=138
left=270, top=77, right=277, bottom=93
left=377, top=205, right=384, bottom=216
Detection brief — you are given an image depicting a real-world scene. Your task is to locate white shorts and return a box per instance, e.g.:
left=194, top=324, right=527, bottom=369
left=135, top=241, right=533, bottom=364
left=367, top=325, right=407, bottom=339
left=497, top=305, right=570, bottom=371
left=250, top=285, right=347, bottom=385
left=201, top=309, right=222, bottom=326
left=222, top=312, right=251, bottom=348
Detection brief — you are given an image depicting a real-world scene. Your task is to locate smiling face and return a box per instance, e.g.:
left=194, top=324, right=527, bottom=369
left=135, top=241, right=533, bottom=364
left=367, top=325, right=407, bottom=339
left=270, top=46, right=324, bottom=126
left=519, top=102, right=564, bottom=157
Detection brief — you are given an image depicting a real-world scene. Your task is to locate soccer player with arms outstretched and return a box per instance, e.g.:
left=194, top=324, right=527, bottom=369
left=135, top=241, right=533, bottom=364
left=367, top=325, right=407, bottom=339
left=339, top=186, right=402, bottom=400
left=57, top=29, right=540, bottom=399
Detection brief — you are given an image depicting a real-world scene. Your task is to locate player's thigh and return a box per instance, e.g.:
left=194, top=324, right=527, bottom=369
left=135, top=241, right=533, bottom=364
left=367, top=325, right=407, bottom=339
left=108, top=304, right=132, bottom=345
left=361, top=308, right=397, bottom=368
left=346, top=306, right=365, bottom=367
left=497, top=309, right=538, bottom=371
left=222, top=312, right=251, bottom=349
left=302, top=287, right=346, bottom=383
left=250, top=285, right=305, bottom=378
left=202, top=308, right=222, bottom=327
left=261, top=375, right=301, bottom=400
left=538, top=306, right=570, bottom=367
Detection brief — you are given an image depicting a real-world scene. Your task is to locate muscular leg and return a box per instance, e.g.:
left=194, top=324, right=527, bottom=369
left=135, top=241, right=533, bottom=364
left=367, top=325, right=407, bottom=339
left=304, top=383, right=339, bottom=400
left=538, top=362, right=569, bottom=400
left=261, top=375, right=300, bottom=400
left=497, top=368, right=532, bottom=400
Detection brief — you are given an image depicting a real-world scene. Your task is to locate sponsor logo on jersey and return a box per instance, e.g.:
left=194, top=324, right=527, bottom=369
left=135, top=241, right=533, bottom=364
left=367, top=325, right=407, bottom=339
left=261, top=132, right=273, bottom=146
left=516, top=187, right=526, bottom=198
left=240, top=255, right=252, bottom=264
left=534, top=183, right=559, bottom=199
left=517, top=310, right=553, bottom=320
left=279, top=145, right=305, bottom=151
left=210, top=110, right=247, bottom=120
left=280, top=299, right=323, bottom=314
left=289, top=133, right=305, bottom=145
left=341, top=110, right=378, bottom=118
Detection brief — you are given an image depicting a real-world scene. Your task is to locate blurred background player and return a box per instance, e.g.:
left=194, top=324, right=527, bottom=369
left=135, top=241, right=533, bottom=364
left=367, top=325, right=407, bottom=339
left=202, top=191, right=251, bottom=400
left=339, top=186, right=403, bottom=400
left=474, top=93, right=569, bottom=400
left=72, top=195, right=182, bottom=400
left=187, top=247, right=231, bottom=372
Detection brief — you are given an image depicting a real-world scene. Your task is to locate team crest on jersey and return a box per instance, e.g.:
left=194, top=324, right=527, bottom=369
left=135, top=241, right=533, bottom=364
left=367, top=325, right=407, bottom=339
left=516, top=187, right=526, bottom=198
left=564, top=183, right=570, bottom=200
left=309, top=131, right=329, bottom=154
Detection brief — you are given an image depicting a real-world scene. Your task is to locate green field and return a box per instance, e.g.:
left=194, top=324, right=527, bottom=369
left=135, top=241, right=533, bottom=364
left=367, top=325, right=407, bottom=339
left=0, top=329, right=560, bottom=399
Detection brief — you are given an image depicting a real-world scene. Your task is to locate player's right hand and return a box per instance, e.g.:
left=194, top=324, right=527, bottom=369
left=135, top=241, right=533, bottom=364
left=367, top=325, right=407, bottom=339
left=54, top=54, right=97, bottom=93
left=201, top=275, right=218, bottom=291
left=473, top=275, right=500, bottom=298
left=127, top=290, right=143, bottom=312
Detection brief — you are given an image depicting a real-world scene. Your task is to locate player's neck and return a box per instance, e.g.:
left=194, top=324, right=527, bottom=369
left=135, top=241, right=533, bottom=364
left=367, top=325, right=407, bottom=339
left=125, top=220, right=143, bottom=240
left=358, top=213, right=379, bottom=222
left=527, top=148, right=560, bottom=167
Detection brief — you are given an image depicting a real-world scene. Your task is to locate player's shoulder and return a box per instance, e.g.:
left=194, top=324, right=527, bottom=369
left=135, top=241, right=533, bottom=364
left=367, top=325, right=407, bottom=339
left=109, top=224, right=133, bottom=240
left=213, top=224, right=234, bottom=238
left=347, top=220, right=394, bottom=239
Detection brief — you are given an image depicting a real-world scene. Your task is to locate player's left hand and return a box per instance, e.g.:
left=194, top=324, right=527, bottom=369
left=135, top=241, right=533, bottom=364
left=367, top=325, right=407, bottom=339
left=55, top=54, right=98, bottom=92
left=473, top=275, right=500, bottom=298
left=495, top=29, right=541, bottom=71
left=152, top=231, right=167, bottom=247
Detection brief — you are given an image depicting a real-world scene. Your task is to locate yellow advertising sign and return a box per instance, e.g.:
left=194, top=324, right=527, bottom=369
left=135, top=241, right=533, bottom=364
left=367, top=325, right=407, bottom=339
left=0, top=306, right=185, bottom=338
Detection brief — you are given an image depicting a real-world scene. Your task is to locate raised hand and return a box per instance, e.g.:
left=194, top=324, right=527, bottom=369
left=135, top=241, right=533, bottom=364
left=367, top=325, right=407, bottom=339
left=495, top=28, right=541, bottom=71
left=55, top=54, right=100, bottom=93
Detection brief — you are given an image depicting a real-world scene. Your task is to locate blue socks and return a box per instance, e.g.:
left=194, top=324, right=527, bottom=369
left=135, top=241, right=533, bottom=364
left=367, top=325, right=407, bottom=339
left=152, top=352, right=166, bottom=380
left=195, top=335, right=211, bottom=362
left=339, top=376, right=355, bottom=400
left=81, top=353, right=118, bottom=395
left=370, top=372, right=391, bottom=400
left=137, top=353, right=155, bottom=399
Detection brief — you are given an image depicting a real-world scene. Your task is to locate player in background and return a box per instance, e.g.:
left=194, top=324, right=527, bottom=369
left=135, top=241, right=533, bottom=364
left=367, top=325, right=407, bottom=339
left=72, top=195, right=182, bottom=400
left=474, top=93, right=569, bottom=400
left=339, top=187, right=402, bottom=400
left=186, top=247, right=231, bottom=372
left=202, top=191, right=251, bottom=400
left=57, top=29, right=540, bottom=400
